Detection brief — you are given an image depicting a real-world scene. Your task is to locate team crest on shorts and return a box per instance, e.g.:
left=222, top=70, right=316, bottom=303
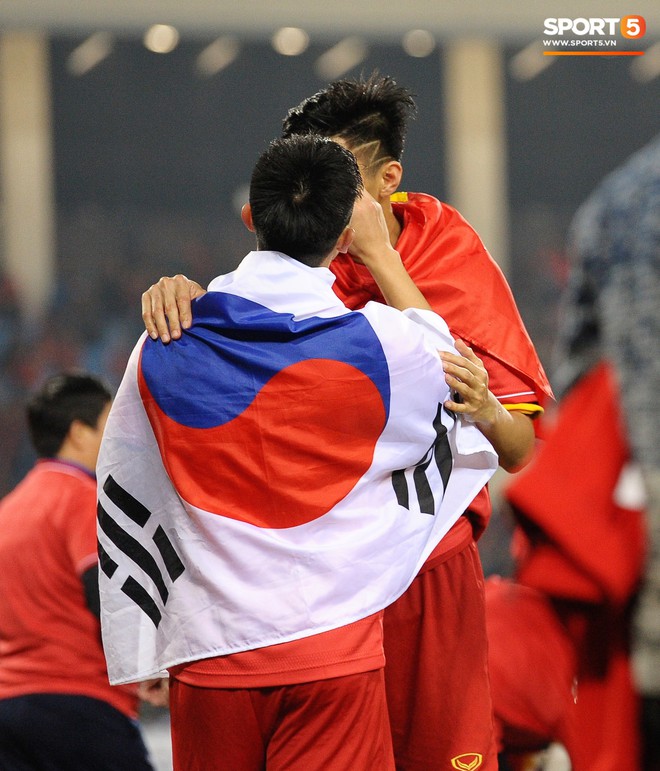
left=451, top=753, right=483, bottom=771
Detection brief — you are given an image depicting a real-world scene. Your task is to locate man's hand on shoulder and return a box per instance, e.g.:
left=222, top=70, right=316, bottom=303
left=141, top=274, right=206, bottom=343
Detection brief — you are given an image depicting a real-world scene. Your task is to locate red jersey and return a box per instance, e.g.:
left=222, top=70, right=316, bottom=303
left=0, top=459, right=138, bottom=718
left=171, top=611, right=384, bottom=688
left=331, top=192, right=552, bottom=540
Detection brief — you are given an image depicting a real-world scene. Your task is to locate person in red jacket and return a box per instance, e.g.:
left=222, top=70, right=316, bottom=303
left=488, top=134, right=660, bottom=771
left=489, top=362, right=646, bottom=771
left=141, top=74, right=552, bottom=771
left=0, top=372, right=162, bottom=771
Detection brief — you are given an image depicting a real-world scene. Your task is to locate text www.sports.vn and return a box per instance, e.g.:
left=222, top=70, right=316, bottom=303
left=543, top=38, right=617, bottom=47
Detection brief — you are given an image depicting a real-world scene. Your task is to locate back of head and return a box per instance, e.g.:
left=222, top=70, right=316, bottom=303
left=282, top=72, right=417, bottom=167
left=249, top=134, right=362, bottom=265
left=27, top=371, right=112, bottom=458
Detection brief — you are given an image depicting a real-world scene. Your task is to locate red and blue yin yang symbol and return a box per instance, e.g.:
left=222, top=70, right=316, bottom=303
left=138, top=292, right=391, bottom=528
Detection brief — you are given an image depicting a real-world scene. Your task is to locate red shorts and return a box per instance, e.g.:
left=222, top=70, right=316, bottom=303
left=169, top=669, right=394, bottom=771
left=383, top=540, right=498, bottom=771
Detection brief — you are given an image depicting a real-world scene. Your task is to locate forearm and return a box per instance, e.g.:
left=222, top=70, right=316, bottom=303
left=440, top=341, right=536, bottom=471
left=347, top=193, right=431, bottom=312
left=362, top=246, right=431, bottom=312
left=473, top=399, right=536, bottom=472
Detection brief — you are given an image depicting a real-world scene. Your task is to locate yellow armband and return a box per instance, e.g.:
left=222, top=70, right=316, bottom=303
left=503, top=403, right=544, bottom=418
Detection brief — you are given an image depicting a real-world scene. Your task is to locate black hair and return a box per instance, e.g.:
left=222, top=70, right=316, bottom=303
left=26, top=371, right=112, bottom=458
left=249, top=134, right=362, bottom=266
left=282, top=72, right=417, bottom=165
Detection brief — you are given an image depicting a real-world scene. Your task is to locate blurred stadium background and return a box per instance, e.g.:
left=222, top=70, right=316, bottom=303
left=0, top=4, right=658, bottom=766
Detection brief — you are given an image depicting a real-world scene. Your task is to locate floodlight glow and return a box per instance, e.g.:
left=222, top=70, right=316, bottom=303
left=272, top=27, right=310, bottom=56
left=144, top=24, right=180, bottom=54
left=197, top=37, right=240, bottom=75
left=67, top=33, right=113, bottom=75
left=315, top=37, right=367, bottom=79
left=402, top=29, right=436, bottom=57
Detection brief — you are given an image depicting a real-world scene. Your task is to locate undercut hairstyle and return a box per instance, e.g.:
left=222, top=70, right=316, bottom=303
left=249, top=134, right=363, bottom=266
left=27, top=371, right=112, bottom=458
left=282, top=72, right=417, bottom=168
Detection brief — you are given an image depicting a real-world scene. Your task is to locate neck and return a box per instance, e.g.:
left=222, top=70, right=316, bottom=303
left=57, top=447, right=95, bottom=474
left=381, top=198, right=402, bottom=247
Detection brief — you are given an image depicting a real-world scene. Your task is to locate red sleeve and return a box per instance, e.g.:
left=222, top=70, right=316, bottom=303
left=477, top=349, right=537, bottom=404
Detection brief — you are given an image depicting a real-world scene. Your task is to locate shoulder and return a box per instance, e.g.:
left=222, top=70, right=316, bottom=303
left=358, top=299, right=418, bottom=333
left=37, top=462, right=97, bottom=515
left=358, top=303, right=445, bottom=365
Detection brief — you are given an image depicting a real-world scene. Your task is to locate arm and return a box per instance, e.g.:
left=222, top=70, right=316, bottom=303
left=346, top=194, right=432, bottom=313
left=81, top=564, right=100, bottom=618
left=349, top=194, right=535, bottom=470
left=142, top=274, right=206, bottom=343
left=440, top=340, right=536, bottom=472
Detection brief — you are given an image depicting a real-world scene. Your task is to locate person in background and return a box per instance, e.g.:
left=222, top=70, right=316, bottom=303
left=558, top=138, right=660, bottom=771
left=488, top=363, right=646, bottom=770
left=487, top=133, right=660, bottom=771
left=0, top=371, right=163, bottom=771
left=141, top=73, right=552, bottom=770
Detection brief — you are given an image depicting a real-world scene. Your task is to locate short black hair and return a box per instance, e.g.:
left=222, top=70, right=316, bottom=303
left=26, top=371, right=112, bottom=458
left=249, top=134, right=362, bottom=266
left=282, top=72, right=417, bottom=165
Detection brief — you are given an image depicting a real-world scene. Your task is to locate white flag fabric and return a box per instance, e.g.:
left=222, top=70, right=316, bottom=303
left=97, top=251, right=497, bottom=684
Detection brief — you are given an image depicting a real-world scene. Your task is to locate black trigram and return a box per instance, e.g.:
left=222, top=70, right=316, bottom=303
left=391, top=404, right=453, bottom=515
left=97, top=475, right=185, bottom=628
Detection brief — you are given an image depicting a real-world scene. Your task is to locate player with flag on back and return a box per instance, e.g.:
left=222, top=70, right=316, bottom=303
left=97, top=134, right=497, bottom=770
left=140, top=74, right=552, bottom=770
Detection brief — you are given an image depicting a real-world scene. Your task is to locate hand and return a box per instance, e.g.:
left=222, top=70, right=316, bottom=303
left=440, top=340, right=536, bottom=471
left=439, top=339, right=498, bottom=426
left=141, top=274, right=206, bottom=343
left=346, top=191, right=393, bottom=267
left=344, top=192, right=430, bottom=312
left=137, top=677, right=170, bottom=708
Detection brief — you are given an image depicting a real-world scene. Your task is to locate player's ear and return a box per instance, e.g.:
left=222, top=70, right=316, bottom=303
left=66, top=419, right=87, bottom=451
left=335, top=225, right=354, bottom=255
left=379, top=160, right=403, bottom=197
left=241, top=203, right=255, bottom=232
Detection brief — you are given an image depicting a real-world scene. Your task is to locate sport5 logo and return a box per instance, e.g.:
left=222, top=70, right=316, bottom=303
left=451, top=753, right=484, bottom=771
left=621, top=15, right=646, bottom=38
left=543, top=16, right=646, bottom=38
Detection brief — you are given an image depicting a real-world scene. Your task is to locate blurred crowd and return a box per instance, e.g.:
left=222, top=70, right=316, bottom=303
left=0, top=204, right=252, bottom=497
